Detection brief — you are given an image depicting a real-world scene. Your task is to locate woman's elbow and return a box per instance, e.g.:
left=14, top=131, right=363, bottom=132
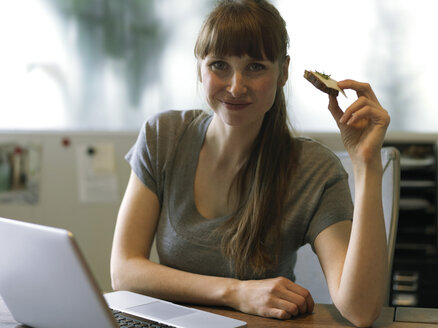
left=110, top=255, right=153, bottom=292
left=338, top=302, right=383, bottom=327
left=343, top=310, right=381, bottom=327
left=110, top=256, right=132, bottom=291
left=111, top=275, right=123, bottom=292
left=110, top=263, right=125, bottom=291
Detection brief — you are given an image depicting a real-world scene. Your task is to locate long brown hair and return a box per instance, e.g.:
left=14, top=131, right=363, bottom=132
left=195, top=0, right=297, bottom=278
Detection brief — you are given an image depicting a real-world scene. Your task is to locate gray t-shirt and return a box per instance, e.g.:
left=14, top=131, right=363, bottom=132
left=126, top=109, right=353, bottom=281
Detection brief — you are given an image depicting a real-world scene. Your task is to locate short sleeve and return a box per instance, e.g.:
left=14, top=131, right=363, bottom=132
left=291, top=139, right=353, bottom=250
left=125, top=114, right=162, bottom=201
left=125, top=110, right=206, bottom=205
left=305, top=170, right=353, bottom=249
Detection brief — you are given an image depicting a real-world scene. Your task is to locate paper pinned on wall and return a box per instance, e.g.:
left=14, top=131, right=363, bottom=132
left=92, top=143, right=116, bottom=173
left=0, top=142, right=41, bottom=204
left=77, top=143, right=119, bottom=203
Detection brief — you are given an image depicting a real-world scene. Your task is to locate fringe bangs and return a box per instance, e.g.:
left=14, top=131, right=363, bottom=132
left=195, top=2, right=285, bottom=61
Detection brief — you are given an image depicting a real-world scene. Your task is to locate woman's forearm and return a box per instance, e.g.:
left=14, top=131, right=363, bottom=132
left=334, top=158, right=388, bottom=326
left=112, top=251, right=316, bottom=320
left=111, top=256, right=236, bottom=306
left=111, top=255, right=239, bottom=306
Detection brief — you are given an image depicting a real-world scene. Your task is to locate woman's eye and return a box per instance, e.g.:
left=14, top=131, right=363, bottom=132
left=248, top=63, right=265, bottom=72
left=210, top=61, right=227, bottom=71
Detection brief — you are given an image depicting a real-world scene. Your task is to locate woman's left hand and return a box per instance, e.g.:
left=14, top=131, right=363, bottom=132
left=328, top=79, right=390, bottom=164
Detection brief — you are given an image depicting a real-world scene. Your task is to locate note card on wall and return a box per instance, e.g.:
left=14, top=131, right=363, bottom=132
left=76, top=143, right=119, bottom=203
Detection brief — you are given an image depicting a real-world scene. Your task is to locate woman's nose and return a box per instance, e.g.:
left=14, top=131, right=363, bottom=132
left=226, top=72, right=247, bottom=97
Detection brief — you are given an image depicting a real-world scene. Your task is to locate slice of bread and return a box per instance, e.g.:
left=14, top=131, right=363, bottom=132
left=304, top=70, right=346, bottom=97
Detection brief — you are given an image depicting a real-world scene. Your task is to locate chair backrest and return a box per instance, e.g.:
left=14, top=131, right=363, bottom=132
left=294, top=147, right=400, bottom=305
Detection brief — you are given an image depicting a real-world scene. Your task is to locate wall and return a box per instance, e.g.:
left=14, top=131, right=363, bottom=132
left=0, top=131, right=160, bottom=292
left=1, top=130, right=437, bottom=293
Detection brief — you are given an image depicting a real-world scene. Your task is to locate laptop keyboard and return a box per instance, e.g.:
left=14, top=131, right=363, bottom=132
left=112, top=309, right=176, bottom=328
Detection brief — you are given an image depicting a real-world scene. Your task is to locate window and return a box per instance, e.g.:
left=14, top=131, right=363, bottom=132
left=1, top=0, right=436, bottom=132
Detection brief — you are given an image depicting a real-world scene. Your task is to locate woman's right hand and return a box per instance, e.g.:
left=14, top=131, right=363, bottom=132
left=227, top=277, right=314, bottom=319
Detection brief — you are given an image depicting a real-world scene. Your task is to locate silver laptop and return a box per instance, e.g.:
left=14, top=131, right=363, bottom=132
left=0, top=217, right=246, bottom=328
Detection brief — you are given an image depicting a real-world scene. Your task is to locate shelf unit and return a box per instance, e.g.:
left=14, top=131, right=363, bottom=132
left=384, top=141, right=438, bottom=307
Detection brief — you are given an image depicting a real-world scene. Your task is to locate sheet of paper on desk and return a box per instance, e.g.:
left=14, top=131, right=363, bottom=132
left=76, top=143, right=118, bottom=203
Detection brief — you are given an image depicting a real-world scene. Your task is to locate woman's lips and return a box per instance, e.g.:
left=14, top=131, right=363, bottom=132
left=221, top=100, right=251, bottom=110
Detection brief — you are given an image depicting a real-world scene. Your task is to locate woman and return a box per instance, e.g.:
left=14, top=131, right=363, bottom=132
left=111, top=0, right=390, bottom=327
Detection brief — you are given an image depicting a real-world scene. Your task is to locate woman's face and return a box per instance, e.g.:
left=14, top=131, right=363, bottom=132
left=199, top=54, right=289, bottom=128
